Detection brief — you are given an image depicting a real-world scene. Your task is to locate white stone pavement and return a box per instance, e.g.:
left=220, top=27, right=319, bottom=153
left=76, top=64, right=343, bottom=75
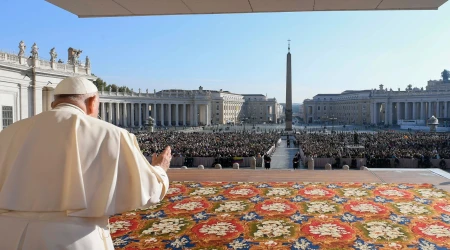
left=269, top=136, right=304, bottom=169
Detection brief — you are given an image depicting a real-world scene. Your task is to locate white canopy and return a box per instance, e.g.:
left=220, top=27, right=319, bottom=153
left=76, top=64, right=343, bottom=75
left=46, top=0, right=447, bottom=18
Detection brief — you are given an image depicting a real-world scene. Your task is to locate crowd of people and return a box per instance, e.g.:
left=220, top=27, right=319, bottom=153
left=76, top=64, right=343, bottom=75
left=136, top=131, right=280, bottom=158
left=295, top=131, right=450, bottom=160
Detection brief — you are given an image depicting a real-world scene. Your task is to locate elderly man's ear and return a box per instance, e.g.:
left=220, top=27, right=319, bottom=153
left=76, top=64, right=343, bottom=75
left=86, top=94, right=99, bottom=118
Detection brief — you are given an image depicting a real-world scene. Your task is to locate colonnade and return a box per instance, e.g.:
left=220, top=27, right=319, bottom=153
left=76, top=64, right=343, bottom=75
left=372, top=100, right=450, bottom=125
left=98, top=102, right=210, bottom=127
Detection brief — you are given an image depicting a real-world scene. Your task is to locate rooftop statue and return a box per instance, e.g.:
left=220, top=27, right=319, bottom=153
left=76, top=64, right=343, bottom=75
left=31, top=43, right=39, bottom=59
left=18, top=41, right=26, bottom=57
left=50, top=48, right=58, bottom=62
left=85, top=56, right=90, bottom=68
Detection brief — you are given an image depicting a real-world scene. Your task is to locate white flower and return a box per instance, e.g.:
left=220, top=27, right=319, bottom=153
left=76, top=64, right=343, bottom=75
left=110, top=220, right=131, bottom=234
left=306, top=202, right=336, bottom=214
left=215, top=201, right=247, bottom=213
left=193, top=212, right=208, bottom=220
left=264, top=240, right=277, bottom=246
left=261, top=202, right=291, bottom=212
left=142, top=218, right=186, bottom=235
left=292, top=239, right=312, bottom=249
left=266, top=188, right=291, bottom=196
left=243, top=213, right=257, bottom=220
left=190, top=187, right=217, bottom=196
left=350, top=203, right=382, bottom=214
left=419, top=225, right=450, bottom=238
left=145, top=238, right=157, bottom=243
left=343, top=188, right=368, bottom=197
left=173, top=201, right=204, bottom=211
left=170, top=237, right=189, bottom=248
left=253, top=220, right=292, bottom=238
left=136, top=204, right=159, bottom=211
left=379, top=189, right=405, bottom=197
left=167, top=187, right=181, bottom=195
left=395, top=202, right=429, bottom=215
left=304, top=189, right=330, bottom=196
left=228, top=239, right=249, bottom=249
left=364, top=221, right=405, bottom=240
left=417, top=189, right=446, bottom=198
left=229, top=188, right=254, bottom=196
left=199, top=222, right=237, bottom=236
left=309, top=223, right=349, bottom=238
left=388, top=242, right=402, bottom=249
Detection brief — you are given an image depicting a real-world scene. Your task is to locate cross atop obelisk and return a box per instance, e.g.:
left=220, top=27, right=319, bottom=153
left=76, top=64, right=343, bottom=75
left=285, top=40, right=293, bottom=131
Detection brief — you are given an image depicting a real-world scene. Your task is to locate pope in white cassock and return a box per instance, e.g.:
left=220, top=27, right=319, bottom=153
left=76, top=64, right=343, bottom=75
left=0, top=77, right=171, bottom=249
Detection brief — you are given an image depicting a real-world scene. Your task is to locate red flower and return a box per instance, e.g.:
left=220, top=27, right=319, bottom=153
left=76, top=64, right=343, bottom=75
left=224, top=186, right=260, bottom=198
left=343, top=201, right=389, bottom=216
left=301, top=220, right=355, bottom=242
left=412, top=222, right=450, bottom=243
left=166, top=198, right=210, bottom=214
left=373, top=187, right=414, bottom=200
left=165, top=184, right=187, bottom=197
left=255, top=200, right=297, bottom=216
left=109, top=218, right=140, bottom=238
left=191, top=219, right=244, bottom=241
left=299, top=187, right=336, bottom=199
left=433, top=203, right=450, bottom=214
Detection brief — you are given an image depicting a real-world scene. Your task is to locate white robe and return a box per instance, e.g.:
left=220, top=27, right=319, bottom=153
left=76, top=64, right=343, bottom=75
left=0, top=104, right=169, bottom=249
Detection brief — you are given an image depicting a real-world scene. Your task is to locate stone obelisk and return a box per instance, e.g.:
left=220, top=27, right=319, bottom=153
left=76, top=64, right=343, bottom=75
left=285, top=40, right=293, bottom=131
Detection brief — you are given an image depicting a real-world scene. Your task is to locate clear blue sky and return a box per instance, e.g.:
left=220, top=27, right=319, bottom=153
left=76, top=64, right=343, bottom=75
left=1, top=0, right=449, bottom=103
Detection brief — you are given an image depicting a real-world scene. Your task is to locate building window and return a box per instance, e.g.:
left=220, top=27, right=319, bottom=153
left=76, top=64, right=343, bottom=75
left=318, top=106, right=320, bottom=111
left=324, top=106, right=326, bottom=111
left=2, top=106, right=13, bottom=129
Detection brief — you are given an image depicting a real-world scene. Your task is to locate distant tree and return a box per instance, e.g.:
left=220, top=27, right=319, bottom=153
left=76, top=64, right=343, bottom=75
left=93, top=77, right=108, bottom=90
left=118, top=86, right=131, bottom=93
left=407, top=84, right=412, bottom=90
left=442, top=69, right=449, bottom=83
left=109, top=84, right=118, bottom=92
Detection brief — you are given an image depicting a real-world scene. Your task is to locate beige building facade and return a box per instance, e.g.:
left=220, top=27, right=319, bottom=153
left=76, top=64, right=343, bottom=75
left=0, top=42, right=279, bottom=130
left=0, top=42, right=94, bottom=132
left=303, top=90, right=371, bottom=125
left=242, top=94, right=280, bottom=124
left=303, top=79, right=450, bottom=126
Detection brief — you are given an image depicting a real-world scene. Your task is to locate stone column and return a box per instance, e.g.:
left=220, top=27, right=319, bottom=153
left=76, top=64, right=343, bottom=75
left=130, top=103, right=135, bottom=127
left=194, top=104, right=198, bottom=126
left=175, top=104, right=179, bottom=126
left=396, top=102, right=401, bottom=124
left=183, top=104, right=187, bottom=126
left=412, top=102, right=416, bottom=120
left=160, top=103, right=165, bottom=126
left=138, top=103, right=142, bottom=127
left=428, top=102, right=433, bottom=117
left=206, top=104, right=210, bottom=125
left=101, top=102, right=105, bottom=121
left=421, top=102, right=426, bottom=120
left=19, top=84, right=29, bottom=120
left=152, top=103, right=157, bottom=125
left=123, top=103, right=127, bottom=127
left=445, top=101, right=448, bottom=118
left=116, top=102, right=120, bottom=126
left=437, top=102, right=441, bottom=117
left=108, top=103, right=113, bottom=123
left=404, top=102, right=409, bottom=120
left=34, top=86, right=43, bottom=115
left=168, top=103, right=172, bottom=126
left=384, top=102, right=389, bottom=125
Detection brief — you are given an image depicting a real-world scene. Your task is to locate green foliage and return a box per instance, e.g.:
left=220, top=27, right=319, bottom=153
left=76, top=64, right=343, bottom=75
left=92, top=77, right=131, bottom=93
left=442, top=69, right=449, bottom=83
